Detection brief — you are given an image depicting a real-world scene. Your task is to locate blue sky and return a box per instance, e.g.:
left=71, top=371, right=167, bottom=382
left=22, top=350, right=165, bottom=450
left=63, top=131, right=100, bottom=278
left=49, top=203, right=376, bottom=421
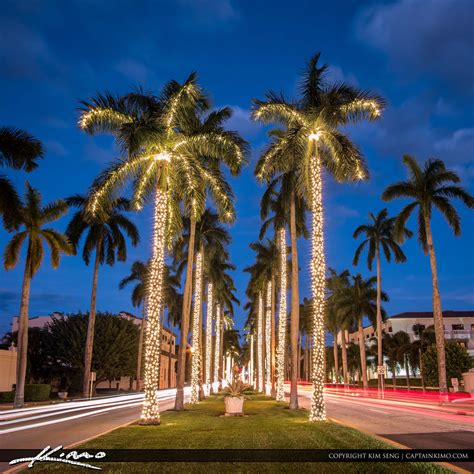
left=1, top=0, right=473, bottom=337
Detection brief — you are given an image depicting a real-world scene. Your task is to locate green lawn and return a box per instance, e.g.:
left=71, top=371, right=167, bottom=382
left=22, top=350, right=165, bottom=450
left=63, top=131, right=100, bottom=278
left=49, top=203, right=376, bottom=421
left=35, top=395, right=449, bottom=473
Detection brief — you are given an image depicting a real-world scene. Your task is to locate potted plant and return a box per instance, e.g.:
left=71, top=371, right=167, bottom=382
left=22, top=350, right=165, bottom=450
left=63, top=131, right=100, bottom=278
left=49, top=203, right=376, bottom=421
left=221, top=380, right=253, bottom=416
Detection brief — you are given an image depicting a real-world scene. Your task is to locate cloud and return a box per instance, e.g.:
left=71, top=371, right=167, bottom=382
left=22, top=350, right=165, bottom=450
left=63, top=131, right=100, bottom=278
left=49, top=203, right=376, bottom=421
left=0, top=289, right=77, bottom=314
left=45, top=140, right=68, bottom=156
left=84, top=140, right=116, bottom=164
left=224, top=106, right=262, bottom=138
left=326, top=204, right=360, bottom=225
left=115, top=58, right=152, bottom=83
left=176, top=0, right=240, bottom=22
left=355, top=0, right=474, bottom=92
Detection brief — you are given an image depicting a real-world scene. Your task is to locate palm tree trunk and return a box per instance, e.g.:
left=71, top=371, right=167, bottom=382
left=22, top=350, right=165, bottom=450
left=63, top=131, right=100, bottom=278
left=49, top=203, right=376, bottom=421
left=205, top=282, right=213, bottom=392
left=333, top=339, right=339, bottom=386
left=168, top=325, right=172, bottom=388
left=257, top=292, right=264, bottom=392
left=190, top=248, right=203, bottom=404
left=14, top=244, right=32, bottom=408
left=136, top=303, right=146, bottom=390
left=298, top=333, right=302, bottom=380
left=289, top=190, right=300, bottom=409
left=423, top=214, right=448, bottom=399
left=375, top=247, right=384, bottom=394
left=392, top=364, right=397, bottom=388
left=405, top=356, right=410, bottom=389
left=140, top=187, right=167, bottom=424
left=305, top=336, right=309, bottom=381
left=358, top=318, right=368, bottom=389
left=82, top=238, right=102, bottom=398
left=175, top=217, right=196, bottom=410
left=219, top=306, right=224, bottom=388
left=342, top=330, right=349, bottom=388
left=271, top=273, right=276, bottom=397
left=276, top=227, right=288, bottom=401
left=309, top=155, right=326, bottom=421
left=198, top=251, right=205, bottom=400
left=214, top=303, right=221, bottom=389
left=265, top=281, right=272, bottom=394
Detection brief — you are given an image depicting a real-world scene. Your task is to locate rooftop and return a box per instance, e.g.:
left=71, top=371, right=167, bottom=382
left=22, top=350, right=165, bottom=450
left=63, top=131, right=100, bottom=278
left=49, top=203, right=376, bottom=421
left=389, top=310, right=474, bottom=320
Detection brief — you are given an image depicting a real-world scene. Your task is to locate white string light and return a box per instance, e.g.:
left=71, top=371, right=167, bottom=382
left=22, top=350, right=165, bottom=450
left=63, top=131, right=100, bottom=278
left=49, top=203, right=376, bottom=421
left=205, top=282, right=213, bottom=392
left=249, top=334, right=254, bottom=387
left=214, top=303, right=221, bottom=389
left=276, top=227, right=288, bottom=402
left=309, top=155, right=327, bottom=421
left=257, top=293, right=264, bottom=392
left=265, top=280, right=272, bottom=394
left=140, top=189, right=168, bottom=424
left=190, top=251, right=203, bottom=404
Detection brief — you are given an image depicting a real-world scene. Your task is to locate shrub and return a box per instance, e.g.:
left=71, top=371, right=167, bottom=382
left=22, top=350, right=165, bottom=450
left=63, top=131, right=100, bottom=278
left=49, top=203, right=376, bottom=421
left=24, top=384, right=51, bottom=401
left=422, top=341, right=473, bottom=388
left=0, top=391, right=14, bottom=403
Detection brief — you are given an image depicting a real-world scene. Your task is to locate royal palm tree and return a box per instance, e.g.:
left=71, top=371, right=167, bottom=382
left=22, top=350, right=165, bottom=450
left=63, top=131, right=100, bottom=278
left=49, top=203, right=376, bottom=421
left=66, top=195, right=139, bottom=397
left=353, top=209, right=412, bottom=391
left=0, top=127, right=43, bottom=229
left=382, top=155, right=474, bottom=398
left=252, top=52, right=384, bottom=420
left=337, top=274, right=388, bottom=389
left=379, top=331, right=411, bottom=388
left=259, top=168, right=308, bottom=407
left=3, top=183, right=72, bottom=407
left=78, top=75, right=245, bottom=423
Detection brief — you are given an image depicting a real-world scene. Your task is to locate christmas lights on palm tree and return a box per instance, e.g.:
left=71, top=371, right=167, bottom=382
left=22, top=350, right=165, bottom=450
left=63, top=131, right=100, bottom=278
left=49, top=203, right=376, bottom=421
left=78, top=74, right=245, bottom=424
left=382, top=155, right=474, bottom=399
left=352, top=209, right=412, bottom=393
left=252, top=52, right=384, bottom=420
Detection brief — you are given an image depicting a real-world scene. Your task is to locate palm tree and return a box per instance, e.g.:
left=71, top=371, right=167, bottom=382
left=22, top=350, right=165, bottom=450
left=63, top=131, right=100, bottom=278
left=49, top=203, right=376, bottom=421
left=78, top=75, right=245, bottom=423
left=379, top=331, right=411, bottom=388
left=252, top=52, right=384, bottom=420
left=3, top=183, right=72, bottom=407
left=382, top=155, right=474, bottom=398
left=0, top=127, right=43, bottom=230
left=337, top=274, right=388, bottom=389
left=353, top=209, right=412, bottom=392
left=66, top=195, right=139, bottom=397
left=119, top=260, right=148, bottom=389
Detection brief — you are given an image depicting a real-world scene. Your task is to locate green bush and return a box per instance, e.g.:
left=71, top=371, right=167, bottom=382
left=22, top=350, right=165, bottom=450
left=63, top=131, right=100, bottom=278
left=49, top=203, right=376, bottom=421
left=24, top=384, right=51, bottom=401
left=422, top=341, right=473, bottom=388
left=367, top=378, right=423, bottom=387
left=0, top=391, right=14, bottom=403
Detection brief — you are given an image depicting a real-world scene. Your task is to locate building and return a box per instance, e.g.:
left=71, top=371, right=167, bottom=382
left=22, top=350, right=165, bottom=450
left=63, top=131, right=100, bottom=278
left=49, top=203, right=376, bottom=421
left=345, top=310, right=474, bottom=356
left=7, top=312, right=178, bottom=391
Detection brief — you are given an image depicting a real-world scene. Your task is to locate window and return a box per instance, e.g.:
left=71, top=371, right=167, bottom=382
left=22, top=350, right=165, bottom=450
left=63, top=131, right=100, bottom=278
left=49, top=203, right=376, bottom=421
left=452, top=324, right=464, bottom=330
left=471, top=324, right=474, bottom=331
left=388, top=327, right=393, bottom=332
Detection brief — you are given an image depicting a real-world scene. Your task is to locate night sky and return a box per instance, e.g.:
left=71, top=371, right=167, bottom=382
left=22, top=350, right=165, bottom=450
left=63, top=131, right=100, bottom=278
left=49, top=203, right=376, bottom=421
left=1, top=0, right=473, bottom=337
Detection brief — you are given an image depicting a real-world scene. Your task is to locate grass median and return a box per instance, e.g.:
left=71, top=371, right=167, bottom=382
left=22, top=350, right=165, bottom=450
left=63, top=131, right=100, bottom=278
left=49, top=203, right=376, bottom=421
left=33, top=394, right=449, bottom=473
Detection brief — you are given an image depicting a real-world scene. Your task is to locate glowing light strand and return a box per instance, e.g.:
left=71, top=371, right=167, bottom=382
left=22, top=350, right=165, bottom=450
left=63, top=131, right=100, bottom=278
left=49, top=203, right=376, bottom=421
left=276, top=227, right=288, bottom=401
left=257, top=293, right=264, bottom=392
left=78, top=108, right=132, bottom=130
left=249, top=334, right=254, bottom=387
left=309, top=155, right=327, bottom=421
left=205, top=282, right=213, bottom=389
left=190, top=250, right=203, bottom=404
left=214, top=303, right=221, bottom=387
left=140, top=189, right=168, bottom=424
left=265, top=280, right=272, bottom=394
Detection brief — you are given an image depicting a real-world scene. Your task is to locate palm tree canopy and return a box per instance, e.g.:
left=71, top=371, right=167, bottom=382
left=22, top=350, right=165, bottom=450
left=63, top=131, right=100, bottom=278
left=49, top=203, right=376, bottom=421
left=353, top=208, right=413, bottom=270
left=382, top=155, right=474, bottom=252
left=0, top=127, right=43, bottom=171
left=252, top=52, right=385, bottom=194
left=79, top=75, right=248, bottom=239
left=66, top=194, right=139, bottom=266
left=3, top=183, right=73, bottom=276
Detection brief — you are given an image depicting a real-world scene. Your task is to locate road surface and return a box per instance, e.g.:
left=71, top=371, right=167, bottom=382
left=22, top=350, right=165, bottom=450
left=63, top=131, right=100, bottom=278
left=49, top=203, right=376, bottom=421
left=297, top=386, right=474, bottom=472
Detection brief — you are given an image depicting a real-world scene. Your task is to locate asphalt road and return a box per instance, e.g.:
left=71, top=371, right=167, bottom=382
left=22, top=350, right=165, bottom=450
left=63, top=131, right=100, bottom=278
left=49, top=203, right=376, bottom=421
left=297, top=388, right=474, bottom=472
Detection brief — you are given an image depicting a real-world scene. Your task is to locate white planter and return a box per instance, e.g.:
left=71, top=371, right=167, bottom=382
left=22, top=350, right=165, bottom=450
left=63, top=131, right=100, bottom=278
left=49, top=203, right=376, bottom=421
left=224, top=396, right=244, bottom=415
left=58, top=391, right=68, bottom=399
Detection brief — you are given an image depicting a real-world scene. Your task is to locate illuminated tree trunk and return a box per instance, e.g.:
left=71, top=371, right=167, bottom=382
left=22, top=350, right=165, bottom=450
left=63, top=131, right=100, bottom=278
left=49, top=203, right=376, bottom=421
left=219, top=307, right=224, bottom=388
left=257, top=292, right=264, bottom=392
left=375, top=247, right=384, bottom=394
left=14, top=244, right=32, bottom=408
left=289, top=190, right=300, bottom=409
left=82, top=238, right=102, bottom=398
left=214, top=302, right=221, bottom=390
left=270, top=274, right=276, bottom=397
left=265, top=281, right=272, bottom=394
left=276, top=227, right=288, bottom=401
left=249, top=334, right=254, bottom=387
left=333, top=338, right=339, bottom=386
left=175, top=218, right=196, bottom=410
left=136, top=303, right=146, bottom=390
left=358, top=318, right=368, bottom=389
left=205, top=282, right=213, bottom=392
left=190, top=250, right=203, bottom=404
left=309, top=156, right=327, bottom=421
left=341, top=330, right=349, bottom=388
left=424, top=214, right=448, bottom=400
left=140, top=189, right=167, bottom=424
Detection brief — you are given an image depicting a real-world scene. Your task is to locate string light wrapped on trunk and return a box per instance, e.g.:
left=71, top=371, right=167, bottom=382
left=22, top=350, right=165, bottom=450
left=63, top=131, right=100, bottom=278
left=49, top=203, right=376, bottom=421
left=205, top=282, right=213, bottom=392
left=276, top=227, right=287, bottom=401
left=190, top=251, right=203, bottom=404
left=265, top=280, right=272, bottom=394
left=257, top=292, right=264, bottom=392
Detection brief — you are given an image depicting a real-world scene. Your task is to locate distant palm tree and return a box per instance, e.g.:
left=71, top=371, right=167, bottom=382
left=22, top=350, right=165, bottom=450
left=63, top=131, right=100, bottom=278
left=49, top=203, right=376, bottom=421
left=382, top=155, right=474, bottom=398
left=0, top=127, right=43, bottom=229
left=353, top=209, right=412, bottom=391
left=66, top=195, right=139, bottom=397
left=252, top=52, right=384, bottom=420
left=4, top=183, right=72, bottom=407
left=379, top=331, right=411, bottom=388
left=337, top=274, right=388, bottom=389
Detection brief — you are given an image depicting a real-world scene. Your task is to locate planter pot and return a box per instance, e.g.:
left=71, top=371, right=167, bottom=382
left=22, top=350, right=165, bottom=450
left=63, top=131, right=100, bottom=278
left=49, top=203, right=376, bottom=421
left=224, top=396, right=244, bottom=415
left=58, top=391, right=68, bottom=399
